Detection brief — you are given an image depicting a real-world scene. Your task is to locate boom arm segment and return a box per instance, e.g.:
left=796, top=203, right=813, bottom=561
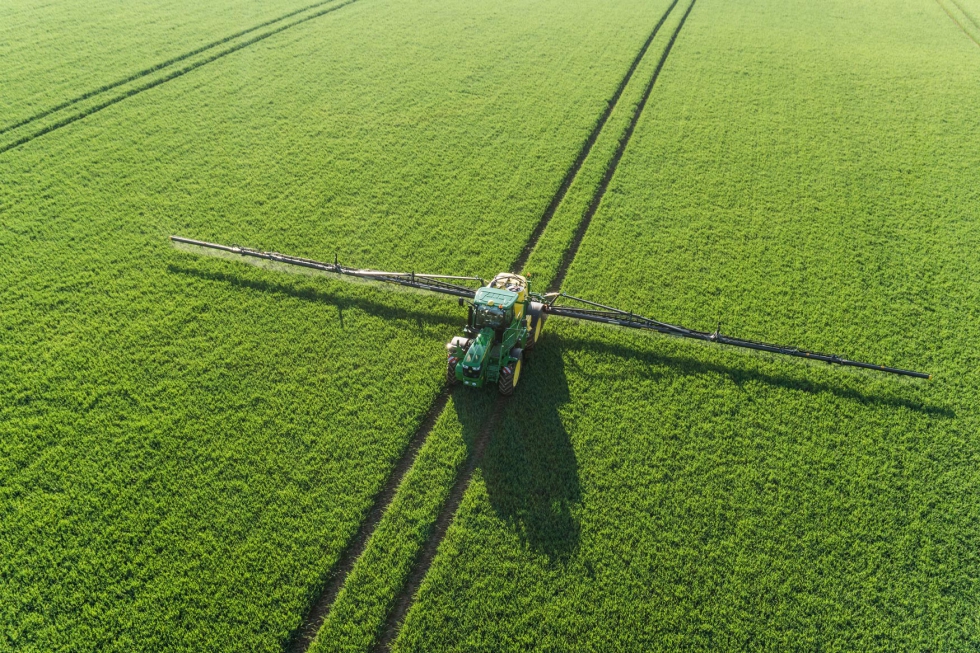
left=540, top=292, right=930, bottom=379
left=170, top=236, right=482, bottom=298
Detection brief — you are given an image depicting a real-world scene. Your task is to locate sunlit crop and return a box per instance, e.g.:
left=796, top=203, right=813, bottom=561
left=393, top=0, right=980, bottom=650
left=0, top=0, right=682, bottom=650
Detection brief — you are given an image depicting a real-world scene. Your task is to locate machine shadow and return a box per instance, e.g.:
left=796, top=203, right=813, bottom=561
left=168, top=263, right=461, bottom=328
left=557, top=333, right=953, bottom=419
left=444, top=325, right=950, bottom=566
left=453, top=338, right=583, bottom=565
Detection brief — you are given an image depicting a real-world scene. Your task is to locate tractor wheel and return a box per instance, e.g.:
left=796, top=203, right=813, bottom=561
left=447, top=357, right=459, bottom=386
left=525, top=304, right=547, bottom=352
left=498, top=349, right=523, bottom=396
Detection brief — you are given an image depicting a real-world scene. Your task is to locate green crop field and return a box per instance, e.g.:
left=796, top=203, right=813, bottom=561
left=394, top=0, right=980, bottom=650
left=0, top=0, right=341, bottom=127
left=2, top=0, right=979, bottom=650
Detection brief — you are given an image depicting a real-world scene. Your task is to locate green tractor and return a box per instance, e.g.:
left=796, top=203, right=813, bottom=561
left=446, top=273, right=546, bottom=395
left=170, top=236, right=931, bottom=392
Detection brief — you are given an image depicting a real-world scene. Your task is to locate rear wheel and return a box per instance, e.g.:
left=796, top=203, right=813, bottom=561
left=498, top=349, right=523, bottom=396
left=525, top=305, right=546, bottom=352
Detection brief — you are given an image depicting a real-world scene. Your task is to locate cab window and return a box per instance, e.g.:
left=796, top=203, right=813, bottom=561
left=474, top=305, right=509, bottom=329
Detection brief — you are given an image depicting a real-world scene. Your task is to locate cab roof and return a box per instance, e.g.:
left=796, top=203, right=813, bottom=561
left=489, top=272, right=527, bottom=293
left=474, top=286, right=517, bottom=310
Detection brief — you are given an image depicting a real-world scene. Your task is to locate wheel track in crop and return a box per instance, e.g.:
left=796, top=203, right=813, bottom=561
left=936, top=0, right=980, bottom=48
left=287, top=388, right=452, bottom=653
left=550, top=0, right=699, bottom=292
left=951, top=0, right=980, bottom=29
left=371, top=394, right=507, bottom=652
left=288, top=4, right=689, bottom=646
left=510, top=0, right=681, bottom=273
left=0, top=0, right=347, bottom=138
left=0, top=0, right=360, bottom=156
left=362, top=1, right=699, bottom=651
left=286, top=0, right=697, bottom=649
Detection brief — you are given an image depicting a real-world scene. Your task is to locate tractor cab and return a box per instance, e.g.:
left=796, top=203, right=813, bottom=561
left=484, top=272, right=529, bottom=320
left=469, top=273, right=529, bottom=332
left=471, top=286, right=518, bottom=331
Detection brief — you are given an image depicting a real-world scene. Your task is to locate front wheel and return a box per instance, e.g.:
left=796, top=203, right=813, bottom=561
left=498, top=349, right=523, bottom=396
left=447, top=357, right=459, bottom=386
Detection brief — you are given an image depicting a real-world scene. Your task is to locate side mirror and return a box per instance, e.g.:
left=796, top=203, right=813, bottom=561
left=458, top=297, right=465, bottom=307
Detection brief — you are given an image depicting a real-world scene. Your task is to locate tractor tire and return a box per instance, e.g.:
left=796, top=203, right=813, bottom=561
left=447, top=357, right=459, bottom=386
left=497, top=349, right=523, bottom=396
left=525, top=303, right=547, bottom=352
